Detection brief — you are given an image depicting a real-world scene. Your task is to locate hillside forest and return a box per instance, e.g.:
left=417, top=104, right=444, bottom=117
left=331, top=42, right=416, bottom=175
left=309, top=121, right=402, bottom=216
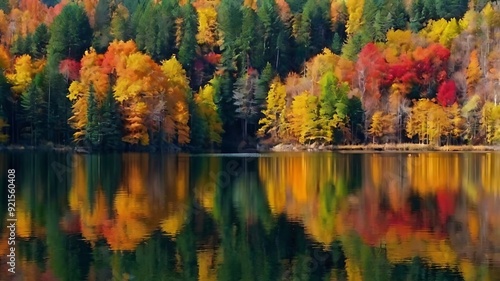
left=0, top=0, right=500, bottom=150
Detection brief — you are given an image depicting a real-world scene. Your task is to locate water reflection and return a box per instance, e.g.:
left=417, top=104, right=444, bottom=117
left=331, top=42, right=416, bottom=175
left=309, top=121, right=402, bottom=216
left=0, top=151, right=499, bottom=280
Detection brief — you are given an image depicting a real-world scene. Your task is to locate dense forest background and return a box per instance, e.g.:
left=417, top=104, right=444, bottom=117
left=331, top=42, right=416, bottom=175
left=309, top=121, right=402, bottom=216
left=0, top=0, right=499, bottom=151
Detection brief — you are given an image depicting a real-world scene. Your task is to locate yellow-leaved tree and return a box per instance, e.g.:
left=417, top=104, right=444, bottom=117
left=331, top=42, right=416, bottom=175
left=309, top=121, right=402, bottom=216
left=481, top=101, right=500, bottom=144
left=6, top=55, right=45, bottom=95
left=345, top=0, right=364, bottom=35
left=368, top=110, right=395, bottom=143
left=258, top=78, right=288, bottom=142
left=114, top=51, right=165, bottom=145
left=407, top=99, right=452, bottom=145
left=67, top=48, right=110, bottom=142
left=466, top=49, right=481, bottom=95
left=196, top=6, right=218, bottom=47
left=289, top=91, right=318, bottom=144
left=194, top=83, right=224, bottom=145
left=160, top=56, right=191, bottom=145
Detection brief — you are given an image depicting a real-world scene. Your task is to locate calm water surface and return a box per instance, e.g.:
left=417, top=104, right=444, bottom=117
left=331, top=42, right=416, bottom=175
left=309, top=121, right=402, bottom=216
left=0, top=151, right=500, bottom=281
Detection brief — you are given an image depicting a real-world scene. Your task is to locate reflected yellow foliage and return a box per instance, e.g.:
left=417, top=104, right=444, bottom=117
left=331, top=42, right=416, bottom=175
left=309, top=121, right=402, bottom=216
left=16, top=198, right=32, bottom=238
left=66, top=154, right=192, bottom=250
left=68, top=155, right=110, bottom=242
left=197, top=250, right=217, bottom=281
left=160, top=207, right=186, bottom=237
left=68, top=155, right=87, bottom=212
left=103, top=189, right=151, bottom=251
left=406, top=154, right=460, bottom=193
left=345, top=258, right=362, bottom=281
left=258, top=153, right=352, bottom=245
left=194, top=157, right=221, bottom=211
left=481, top=153, right=500, bottom=195
left=80, top=190, right=109, bottom=242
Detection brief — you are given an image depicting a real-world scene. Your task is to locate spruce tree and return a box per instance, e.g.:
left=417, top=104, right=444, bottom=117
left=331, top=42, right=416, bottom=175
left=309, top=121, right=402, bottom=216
left=20, top=74, right=45, bottom=145
left=100, top=88, right=122, bottom=150
left=178, top=2, right=198, bottom=70
left=46, top=3, right=92, bottom=70
left=31, top=24, right=50, bottom=59
left=85, top=85, right=100, bottom=148
left=93, top=0, right=113, bottom=53
left=331, top=33, right=343, bottom=55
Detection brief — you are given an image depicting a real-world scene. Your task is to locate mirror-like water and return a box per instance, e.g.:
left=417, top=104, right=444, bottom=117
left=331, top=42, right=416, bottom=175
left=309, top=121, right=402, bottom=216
left=0, top=151, right=499, bottom=281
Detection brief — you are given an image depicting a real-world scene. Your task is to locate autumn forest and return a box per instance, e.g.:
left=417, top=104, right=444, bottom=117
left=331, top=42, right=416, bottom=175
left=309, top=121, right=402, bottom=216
left=0, top=0, right=500, bottom=150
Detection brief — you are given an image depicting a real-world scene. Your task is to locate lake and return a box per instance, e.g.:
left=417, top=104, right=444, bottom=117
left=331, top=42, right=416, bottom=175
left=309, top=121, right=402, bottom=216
left=0, top=151, right=499, bottom=281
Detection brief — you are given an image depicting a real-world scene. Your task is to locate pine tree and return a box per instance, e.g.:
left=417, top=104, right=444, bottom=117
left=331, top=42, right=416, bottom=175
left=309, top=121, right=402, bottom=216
left=257, top=0, right=291, bottom=75
left=331, top=34, right=342, bottom=55
left=423, top=0, right=437, bottom=19
left=10, top=36, right=27, bottom=56
left=100, top=88, right=122, bottom=150
left=85, top=85, right=100, bottom=148
left=31, top=24, right=50, bottom=59
left=373, top=11, right=386, bottom=42
left=389, top=0, right=409, bottom=30
left=240, top=7, right=264, bottom=71
left=410, top=0, right=425, bottom=32
left=256, top=63, right=274, bottom=110
left=93, top=0, right=113, bottom=53
left=135, top=0, right=178, bottom=61
left=20, top=74, right=45, bottom=145
left=178, top=2, right=198, bottom=70
left=110, top=4, right=130, bottom=41
left=46, top=3, right=92, bottom=70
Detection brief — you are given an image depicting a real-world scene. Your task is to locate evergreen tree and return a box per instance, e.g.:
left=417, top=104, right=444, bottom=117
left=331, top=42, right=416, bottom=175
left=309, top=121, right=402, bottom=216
left=10, top=36, right=26, bottom=56
left=31, top=24, right=50, bottom=59
left=93, top=0, right=113, bottom=53
left=0, top=0, right=10, bottom=12
left=331, top=33, right=343, bottom=55
left=41, top=0, right=59, bottom=7
left=188, top=97, right=208, bottom=149
left=218, top=0, right=243, bottom=72
left=20, top=74, right=45, bottom=145
left=110, top=4, right=130, bottom=41
left=0, top=72, right=11, bottom=144
left=100, top=88, right=122, bottom=150
left=85, top=85, right=100, bottom=148
left=347, top=96, right=364, bottom=141
left=135, top=0, right=178, bottom=61
left=257, top=0, right=291, bottom=75
left=46, top=3, right=92, bottom=70
left=373, top=11, right=387, bottom=42
left=341, top=32, right=369, bottom=60
left=240, top=7, right=264, bottom=72
left=217, top=0, right=243, bottom=129
left=410, top=0, right=426, bottom=32
left=388, top=0, right=409, bottom=30
left=178, top=2, right=198, bottom=70
left=423, top=0, right=437, bottom=19
left=46, top=72, right=71, bottom=144
left=256, top=63, right=274, bottom=106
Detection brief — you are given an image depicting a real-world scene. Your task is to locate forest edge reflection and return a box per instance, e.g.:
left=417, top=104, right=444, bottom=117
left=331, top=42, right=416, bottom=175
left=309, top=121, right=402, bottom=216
left=0, top=151, right=499, bottom=281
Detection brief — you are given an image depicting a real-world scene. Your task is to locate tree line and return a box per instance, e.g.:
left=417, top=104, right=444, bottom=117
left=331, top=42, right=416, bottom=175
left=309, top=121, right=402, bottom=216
left=0, top=0, right=499, bottom=150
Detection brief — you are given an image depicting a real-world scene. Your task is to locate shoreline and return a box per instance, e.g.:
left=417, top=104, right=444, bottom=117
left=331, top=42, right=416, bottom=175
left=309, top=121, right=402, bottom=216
left=1, top=143, right=500, bottom=153
left=266, top=143, right=500, bottom=152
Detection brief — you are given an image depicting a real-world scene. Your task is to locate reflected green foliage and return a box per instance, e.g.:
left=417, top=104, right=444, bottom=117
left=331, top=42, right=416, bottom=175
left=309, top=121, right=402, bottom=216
left=1, top=152, right=499, bottom=280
